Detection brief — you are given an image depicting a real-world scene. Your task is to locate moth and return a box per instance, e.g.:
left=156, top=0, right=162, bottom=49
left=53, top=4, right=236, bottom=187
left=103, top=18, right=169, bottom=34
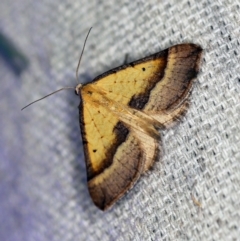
left=75, top=43, right=202, bottom=210
left=23, top=30, right=202, bottom=211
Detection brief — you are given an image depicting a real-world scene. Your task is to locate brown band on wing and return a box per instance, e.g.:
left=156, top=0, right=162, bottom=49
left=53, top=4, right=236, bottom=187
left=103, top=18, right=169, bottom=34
left=131, top=127, right=161, bottom=173
left=128, top=50, right=168, bottom=110
left=87, top=134, right=144, bottom=210
left=165, top=44, right=202, bottom=110
left=150, top=100, right=190, bottom=129
left=144, top=44, right=202, bottom=113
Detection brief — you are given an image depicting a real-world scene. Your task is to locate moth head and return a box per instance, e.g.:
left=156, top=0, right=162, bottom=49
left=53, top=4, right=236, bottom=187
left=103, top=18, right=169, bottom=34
left=75, top=84, right=83, bottom=95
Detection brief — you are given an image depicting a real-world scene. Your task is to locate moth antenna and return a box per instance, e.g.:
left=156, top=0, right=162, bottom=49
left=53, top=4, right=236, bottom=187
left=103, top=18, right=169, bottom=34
left=21, top=87, right=74, bottom=110
left=22, top=28, right=93, bottom=111
left=76, top=27, right=92, bottom=83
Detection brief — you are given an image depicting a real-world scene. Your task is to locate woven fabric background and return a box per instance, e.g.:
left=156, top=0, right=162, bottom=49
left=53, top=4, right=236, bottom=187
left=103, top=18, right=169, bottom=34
left=0, top=0, right=239, bottom=240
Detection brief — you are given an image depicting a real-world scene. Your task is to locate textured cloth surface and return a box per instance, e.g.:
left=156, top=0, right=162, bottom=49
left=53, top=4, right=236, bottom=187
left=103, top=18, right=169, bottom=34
left=0, top=0, right=239, bottom=240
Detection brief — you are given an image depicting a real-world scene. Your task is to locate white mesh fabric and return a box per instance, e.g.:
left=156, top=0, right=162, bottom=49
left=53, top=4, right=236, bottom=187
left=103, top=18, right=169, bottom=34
left=0, top=1, right=239, bottom=240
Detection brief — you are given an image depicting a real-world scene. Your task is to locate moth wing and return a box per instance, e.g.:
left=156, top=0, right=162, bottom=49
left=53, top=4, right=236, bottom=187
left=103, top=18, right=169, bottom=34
left=78, top=43, right=202, bottom=210
left=79, top=97, right=159, bottom=210
left=143, top=44, right=202, bottom=126
left=92, top=43, right=202, bottom=127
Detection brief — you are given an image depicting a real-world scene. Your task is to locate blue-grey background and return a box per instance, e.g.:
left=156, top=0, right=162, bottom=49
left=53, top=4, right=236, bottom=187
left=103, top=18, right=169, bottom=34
left=0, top=1, right=239, bottom=240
